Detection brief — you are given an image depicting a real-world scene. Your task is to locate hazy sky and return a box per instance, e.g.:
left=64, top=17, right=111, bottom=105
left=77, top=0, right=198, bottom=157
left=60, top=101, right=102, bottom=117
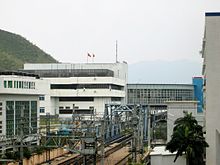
left=0, top=0, right=220, bottom=64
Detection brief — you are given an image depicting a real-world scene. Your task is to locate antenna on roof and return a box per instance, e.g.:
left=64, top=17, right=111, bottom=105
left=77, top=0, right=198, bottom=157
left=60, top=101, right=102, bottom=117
left=116, top=40, right=118, bottom=63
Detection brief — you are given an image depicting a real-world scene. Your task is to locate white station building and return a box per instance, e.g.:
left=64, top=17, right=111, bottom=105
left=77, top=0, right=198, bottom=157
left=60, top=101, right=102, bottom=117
left=0, top=71, right=48, bottom=154
left=23, top=62, right=128, bottom=118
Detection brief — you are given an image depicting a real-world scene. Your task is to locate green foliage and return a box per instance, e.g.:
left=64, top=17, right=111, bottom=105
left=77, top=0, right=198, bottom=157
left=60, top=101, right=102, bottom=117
left=166, top=112, right=208, bottom=165
left=4, top=151, right=20, bottom=160
left=0, top=29, right=57, bottom=70
left=23, top=148, right=32, bottom=159
left=4, top=151, right=15, bottom=160
left=34, top=146, right=46, bottom=155
left=4, top=148, right=32, bottom=160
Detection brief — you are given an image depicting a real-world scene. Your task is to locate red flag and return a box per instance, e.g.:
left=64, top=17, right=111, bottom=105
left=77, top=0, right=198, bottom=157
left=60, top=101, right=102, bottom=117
left=88, top=53, right=91, bottom=57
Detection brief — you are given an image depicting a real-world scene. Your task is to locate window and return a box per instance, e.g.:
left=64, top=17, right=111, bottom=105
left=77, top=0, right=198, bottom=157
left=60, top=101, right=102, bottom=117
left=14, top=81, right=17, bottom=88
left=19, top=81, right=22, bottom=88
left=39, top=96, right=45, bottom=101
left=39, top=107, right=45, bottom=113
left=59, top=97, right=94, bottom=102
left=4, top=81, right=7, bottom=88
left=111, top=97, right=121, bottom=102
left=8, top=81, right=12, bottom=88
left=28, top=82, right=31, bottom=89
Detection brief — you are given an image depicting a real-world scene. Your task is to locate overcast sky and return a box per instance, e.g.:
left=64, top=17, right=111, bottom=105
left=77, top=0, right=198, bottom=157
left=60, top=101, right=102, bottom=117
left=0, top=0, right=220, bottom=64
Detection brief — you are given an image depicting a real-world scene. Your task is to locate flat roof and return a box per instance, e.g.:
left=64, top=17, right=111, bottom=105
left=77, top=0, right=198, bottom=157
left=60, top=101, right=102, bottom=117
left=0, top=71, right=40, bottom=79
left=150, top=146, right=177, bottom=156
left=206, top=12, right=220, bottom=16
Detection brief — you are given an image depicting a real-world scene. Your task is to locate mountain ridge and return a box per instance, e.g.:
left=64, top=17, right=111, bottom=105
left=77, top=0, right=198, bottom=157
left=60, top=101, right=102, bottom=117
left=0, top=29, right=57, bottom=70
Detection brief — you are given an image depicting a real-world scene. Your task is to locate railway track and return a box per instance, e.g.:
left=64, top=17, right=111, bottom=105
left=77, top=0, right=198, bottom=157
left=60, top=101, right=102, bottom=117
left=114, top=153, right=131, bottom=165
left=53, top=134, right=132, bottom=165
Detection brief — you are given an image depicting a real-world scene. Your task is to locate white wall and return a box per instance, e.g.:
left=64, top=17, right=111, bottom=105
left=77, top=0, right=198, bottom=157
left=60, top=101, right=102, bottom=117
left=166, top=101, right=198, bottom=142
left=203, top=14, right=220, bottom=165
left=24, top=62, right=128, bottom=117
left=150, top=146, right=186, bottom=165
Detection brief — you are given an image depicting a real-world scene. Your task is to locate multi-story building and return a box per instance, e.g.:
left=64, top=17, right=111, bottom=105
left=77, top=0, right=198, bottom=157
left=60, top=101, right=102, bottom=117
left=0, top=71, right=46, bottom=153
left=127, top=77, right=203, bottom=112
left=201, top=12, right=220, bottom=165
left=127, top=83, right=195, bottom=110
left=23, top=62, right=128, bottom=118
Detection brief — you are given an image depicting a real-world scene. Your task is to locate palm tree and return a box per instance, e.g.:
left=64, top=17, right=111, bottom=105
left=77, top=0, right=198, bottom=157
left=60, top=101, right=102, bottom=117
left=166, top=111, right=208, bottom=165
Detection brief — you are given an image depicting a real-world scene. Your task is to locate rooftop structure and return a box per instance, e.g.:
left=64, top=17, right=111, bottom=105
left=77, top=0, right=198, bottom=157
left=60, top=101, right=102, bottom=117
left=23, top=62, right=128, bottom=117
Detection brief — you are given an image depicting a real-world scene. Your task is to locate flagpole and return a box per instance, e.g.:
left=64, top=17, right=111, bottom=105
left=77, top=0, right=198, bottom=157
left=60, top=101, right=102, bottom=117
left=116, top=40, right=118, bottom=63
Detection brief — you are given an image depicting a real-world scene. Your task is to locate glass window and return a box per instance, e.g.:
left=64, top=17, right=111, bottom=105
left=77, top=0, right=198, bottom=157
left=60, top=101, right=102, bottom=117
left=14, top=81, right=17, bottom=88
left=4, top=81, right=7, bottom=88
left=28, top=82, right=31, bottom=89
left=39, top=96, right=45, bottom=101
left=19, top=81, right=22, bottom=88
left=8, top=81, right=12, bottom=88
left=40, top=107, right=45, bottom=113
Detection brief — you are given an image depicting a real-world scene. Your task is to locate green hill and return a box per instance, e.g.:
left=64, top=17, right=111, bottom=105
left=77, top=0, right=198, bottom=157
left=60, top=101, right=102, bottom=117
left=0, top=29, right=58, bottom=70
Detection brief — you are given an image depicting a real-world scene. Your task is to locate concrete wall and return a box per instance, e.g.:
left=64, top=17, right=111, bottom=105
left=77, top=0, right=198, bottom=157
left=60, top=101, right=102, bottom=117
left=202, top=13, right=220, bottom=165
left=150, top=146, right=186, bottom=165
left=166, top=101, right=198, bottom=142
left=8, top=148, right=69, bottom=165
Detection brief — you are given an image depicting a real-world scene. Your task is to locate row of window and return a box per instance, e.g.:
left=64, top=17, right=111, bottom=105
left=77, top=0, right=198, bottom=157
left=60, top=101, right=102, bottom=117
left=51, top=84, right=123, bottom=90
left=6, top=101, right=38, bottom=136
left=3, top=80, right=35, bottom=89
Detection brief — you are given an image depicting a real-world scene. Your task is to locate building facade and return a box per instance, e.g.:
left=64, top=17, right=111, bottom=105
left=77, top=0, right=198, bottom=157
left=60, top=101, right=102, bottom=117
left=166, top=101, right=198, bottom=142
left=0, top=71, right=47, bottom=153
left=202, top=12, right=220, bottom=165
left=127, top=78, right=203, bottom=113
left=0, top=71, right=46, bottom=136
left=127, top=84, right=195, bottom=110
left=192, top=77, right=203, bottom=113
left=23, top=62, right=128, bottom=118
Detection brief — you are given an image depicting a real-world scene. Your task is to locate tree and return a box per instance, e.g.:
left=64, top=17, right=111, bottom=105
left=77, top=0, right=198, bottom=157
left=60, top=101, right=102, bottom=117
left=166, top=111, right=208, bottom=165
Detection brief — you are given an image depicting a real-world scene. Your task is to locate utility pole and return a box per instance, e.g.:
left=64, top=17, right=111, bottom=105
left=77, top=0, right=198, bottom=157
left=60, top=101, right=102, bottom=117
left=147, top=105, right=151, bottom=150
left=131, top=105, right=138, bottom=163
left=139, top=106, right=144, bottom=154
left=100, top=119, right=105, bottom=165
left=19, top=106, right=24, bottom=165
left=46, top=113, right=51, bottom=165
left=116, top=40, right=118, bottom=63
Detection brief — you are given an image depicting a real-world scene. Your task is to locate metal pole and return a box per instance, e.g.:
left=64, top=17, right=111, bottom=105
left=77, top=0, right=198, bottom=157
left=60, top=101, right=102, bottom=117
left=46, top=113, right=51, bottom=164
left=147, top=105, right=151, bottom=150
left=100, top=119, right=105, bottom=165
left=19, top=106, right=24, bottom=165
